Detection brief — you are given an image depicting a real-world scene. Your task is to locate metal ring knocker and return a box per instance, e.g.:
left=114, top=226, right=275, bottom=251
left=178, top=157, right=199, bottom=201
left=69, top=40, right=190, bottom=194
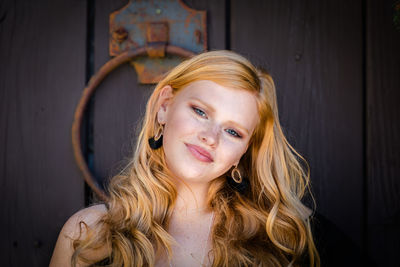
left=72, top=46, right=195, bottom=200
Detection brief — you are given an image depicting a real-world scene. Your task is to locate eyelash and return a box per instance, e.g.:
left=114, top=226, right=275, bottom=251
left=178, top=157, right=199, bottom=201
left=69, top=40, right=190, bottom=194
left=193, top=106, right=207, bottom=118
left=191, top=106, right=242, bottom=138
left=225, top=128, right=241, bottom=138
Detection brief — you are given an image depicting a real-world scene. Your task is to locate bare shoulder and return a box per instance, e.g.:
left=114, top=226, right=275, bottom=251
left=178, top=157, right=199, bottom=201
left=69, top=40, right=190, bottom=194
left=64, top=204, right=108, bottom=236
left=49, top=204, right=109, bottom=267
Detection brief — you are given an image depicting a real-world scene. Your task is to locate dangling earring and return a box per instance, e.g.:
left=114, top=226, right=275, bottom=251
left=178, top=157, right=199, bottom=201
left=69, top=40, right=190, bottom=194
left=148, top=124, right=163, bottom=149
left=226, top=164, right=249, bottom=194
left=231, top=166, right=242, bottom=183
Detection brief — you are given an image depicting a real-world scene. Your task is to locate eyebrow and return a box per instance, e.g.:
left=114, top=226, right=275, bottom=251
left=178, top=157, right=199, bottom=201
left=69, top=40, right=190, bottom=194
left=190, top=97, right=215, bottom=113
left=226, top=120, right=250, bottom=135
left=189, top=97, right=250, bottom=135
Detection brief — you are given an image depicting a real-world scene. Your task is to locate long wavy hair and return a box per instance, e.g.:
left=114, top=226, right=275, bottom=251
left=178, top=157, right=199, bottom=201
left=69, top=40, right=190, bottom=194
left=72, top=50, right=319, bottom=267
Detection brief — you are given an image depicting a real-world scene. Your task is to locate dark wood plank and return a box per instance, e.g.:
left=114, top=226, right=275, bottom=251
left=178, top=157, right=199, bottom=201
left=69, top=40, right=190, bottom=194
left=0, top=0, right=86, bottom=265
left=367, top=0, right=400, bottom=266
left=92, top=0, right=226, bottom=192
left=185, top=0, right=226, bottom=50
left=92, top=0, right=151, bottom=189
left=231, top=0, right=363, bottom=254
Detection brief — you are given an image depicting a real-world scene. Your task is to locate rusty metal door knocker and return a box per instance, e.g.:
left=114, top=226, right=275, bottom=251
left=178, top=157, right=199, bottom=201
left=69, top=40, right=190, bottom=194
left=72, top=0, right=207, bottom=200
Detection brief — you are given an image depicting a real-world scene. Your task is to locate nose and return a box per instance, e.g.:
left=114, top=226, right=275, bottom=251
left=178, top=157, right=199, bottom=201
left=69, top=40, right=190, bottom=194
left=198, top=125, right=219, bottom=147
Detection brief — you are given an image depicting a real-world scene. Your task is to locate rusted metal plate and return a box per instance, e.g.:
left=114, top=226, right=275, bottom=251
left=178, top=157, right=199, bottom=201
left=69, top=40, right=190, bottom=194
left=109, top=0, right=207, bottom=83
left=130, top=54, right=184, bottom=84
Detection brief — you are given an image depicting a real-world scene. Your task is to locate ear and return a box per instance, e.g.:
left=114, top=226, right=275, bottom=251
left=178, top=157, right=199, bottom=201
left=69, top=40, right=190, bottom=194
left=157, top=85, right=174, bottom=124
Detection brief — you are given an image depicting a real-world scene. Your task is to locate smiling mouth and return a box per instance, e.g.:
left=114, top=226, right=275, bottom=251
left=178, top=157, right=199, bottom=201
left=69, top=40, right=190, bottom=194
left=185, top=143, right=214, bottom=163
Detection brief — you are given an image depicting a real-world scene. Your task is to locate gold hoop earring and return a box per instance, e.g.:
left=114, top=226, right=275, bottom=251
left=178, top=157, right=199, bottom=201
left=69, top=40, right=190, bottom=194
left=231, top=166, right=242, bottom=183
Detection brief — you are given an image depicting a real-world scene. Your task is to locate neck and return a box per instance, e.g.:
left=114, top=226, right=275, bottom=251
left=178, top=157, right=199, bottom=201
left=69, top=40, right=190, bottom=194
left=173, top=181, right=211, bottom=215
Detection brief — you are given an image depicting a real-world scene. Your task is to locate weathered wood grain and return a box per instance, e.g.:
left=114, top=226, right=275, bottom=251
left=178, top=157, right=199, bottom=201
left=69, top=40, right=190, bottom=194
left=367, top=0, right=400, bottom=266
left=0, top=0, right=86, bottom=265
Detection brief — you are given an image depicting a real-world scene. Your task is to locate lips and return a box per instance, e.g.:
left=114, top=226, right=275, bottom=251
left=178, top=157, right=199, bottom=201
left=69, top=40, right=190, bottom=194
left=185, top=143, right=214, bottom=163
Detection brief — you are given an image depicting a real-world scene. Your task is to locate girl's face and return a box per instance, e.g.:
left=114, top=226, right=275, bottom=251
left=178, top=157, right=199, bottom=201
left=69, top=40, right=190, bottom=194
left=157, top=80, right=259, bottom=186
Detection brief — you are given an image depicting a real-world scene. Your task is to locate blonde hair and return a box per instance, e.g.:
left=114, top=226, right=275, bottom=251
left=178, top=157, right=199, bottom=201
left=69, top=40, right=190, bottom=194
left=72, top=50, right=319, bottom=266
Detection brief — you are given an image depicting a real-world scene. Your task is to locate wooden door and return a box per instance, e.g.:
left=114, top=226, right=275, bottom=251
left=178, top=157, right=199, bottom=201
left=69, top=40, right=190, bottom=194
left=0, top=0, right=86, bottom=266
left=1, top=0, right=398, bottom=266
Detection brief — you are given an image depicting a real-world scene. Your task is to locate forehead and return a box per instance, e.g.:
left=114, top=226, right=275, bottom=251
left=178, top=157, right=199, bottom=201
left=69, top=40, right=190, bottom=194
left=174, top=80, right=259, bottom=130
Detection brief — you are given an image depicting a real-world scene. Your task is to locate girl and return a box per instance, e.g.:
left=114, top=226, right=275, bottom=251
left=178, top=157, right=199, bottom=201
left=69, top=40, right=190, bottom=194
left=50, top=50, right=319, bottom=267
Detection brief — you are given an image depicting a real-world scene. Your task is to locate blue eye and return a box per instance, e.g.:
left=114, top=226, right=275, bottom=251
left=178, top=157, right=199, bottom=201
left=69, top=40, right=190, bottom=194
left=225, top=129, right=242, bottom=138
left=192, top=107, right=207, bottom=118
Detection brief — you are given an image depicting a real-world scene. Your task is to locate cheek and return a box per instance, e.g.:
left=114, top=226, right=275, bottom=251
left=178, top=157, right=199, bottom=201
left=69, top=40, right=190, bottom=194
left=164, top=106, right=200, bottom=139
left=218, top=138, right=248, bottom=165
